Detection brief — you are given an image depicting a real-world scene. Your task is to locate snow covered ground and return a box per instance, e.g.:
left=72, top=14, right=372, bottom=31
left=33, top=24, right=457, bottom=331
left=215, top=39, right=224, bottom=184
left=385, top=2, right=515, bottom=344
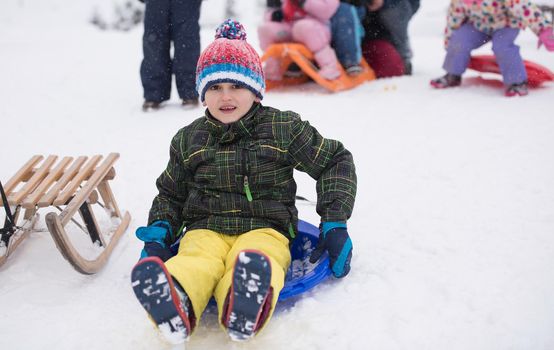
left=2, top=0, right=554, bottom=349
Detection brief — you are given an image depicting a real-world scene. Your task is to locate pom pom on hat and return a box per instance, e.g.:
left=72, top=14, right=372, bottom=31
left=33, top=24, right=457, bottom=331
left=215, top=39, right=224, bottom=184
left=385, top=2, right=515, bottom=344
left=196, top=19, right=265, bottom=102
left=215, top=19, right=247, bottom=40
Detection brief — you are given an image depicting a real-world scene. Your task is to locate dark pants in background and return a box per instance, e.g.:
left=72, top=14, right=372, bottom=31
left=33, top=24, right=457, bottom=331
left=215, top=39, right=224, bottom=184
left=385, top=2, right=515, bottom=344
left=377, top=0, right=418, bottom=64
left=331, top=3, right=365, bottom=69
left=140, top=0, right=202, bottom=103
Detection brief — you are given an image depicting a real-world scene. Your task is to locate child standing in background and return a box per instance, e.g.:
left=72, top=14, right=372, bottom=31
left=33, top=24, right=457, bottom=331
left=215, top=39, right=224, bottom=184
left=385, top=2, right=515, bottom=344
left=431, top=0, right=554, bottom=96
left=131, top=20, right=356, bottom=344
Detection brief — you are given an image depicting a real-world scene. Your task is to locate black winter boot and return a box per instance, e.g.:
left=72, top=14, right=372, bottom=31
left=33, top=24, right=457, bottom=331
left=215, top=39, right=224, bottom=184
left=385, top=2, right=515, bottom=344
left=404, top=60, right=413, bottom=75
left=505, top=81, right=529, bottom=97
left=345, top=64, right=363, bottom=76
left=131, top=257, right=195, bottom=344
left=430, top=73, right=462, bottom=89
left=182, top=99, right=199, bottom=109
left=142, top=100, right=161, bottom=111
left=224, top=250, right=273, bottom=341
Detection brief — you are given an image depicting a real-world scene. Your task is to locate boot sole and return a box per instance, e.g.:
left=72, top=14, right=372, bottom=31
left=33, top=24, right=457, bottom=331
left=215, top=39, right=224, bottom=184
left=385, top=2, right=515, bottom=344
left=226, top=250, right=272, bottom=341
left=430, top=81, right=461, bottom=89
left=505, top=90, right=529, bottom=97
left=131, top=257, right=191, bottom=344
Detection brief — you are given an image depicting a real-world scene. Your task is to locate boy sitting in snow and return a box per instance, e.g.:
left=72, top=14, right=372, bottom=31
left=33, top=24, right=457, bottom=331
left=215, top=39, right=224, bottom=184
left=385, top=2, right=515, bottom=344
left=430, top=0, right=554, bottom=96
left=130, top=19, right=357, bottom=344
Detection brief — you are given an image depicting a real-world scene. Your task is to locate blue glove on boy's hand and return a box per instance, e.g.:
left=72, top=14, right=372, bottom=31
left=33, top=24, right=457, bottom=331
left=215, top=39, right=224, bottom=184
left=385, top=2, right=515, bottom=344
left=309, top=222, right=353, bottom=278
left=136, top=220, right=174, bottom=262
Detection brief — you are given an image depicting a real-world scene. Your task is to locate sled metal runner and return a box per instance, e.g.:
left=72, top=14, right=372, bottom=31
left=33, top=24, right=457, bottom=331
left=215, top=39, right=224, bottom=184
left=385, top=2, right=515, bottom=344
left=0, top=153, right=130, bottom=274
left=262, top=43, right=376, bottom=92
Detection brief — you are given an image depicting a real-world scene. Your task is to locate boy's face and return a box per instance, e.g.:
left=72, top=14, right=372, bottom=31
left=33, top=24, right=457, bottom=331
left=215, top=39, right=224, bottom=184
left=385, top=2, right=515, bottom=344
left=203, top=83, right=260, bottom=124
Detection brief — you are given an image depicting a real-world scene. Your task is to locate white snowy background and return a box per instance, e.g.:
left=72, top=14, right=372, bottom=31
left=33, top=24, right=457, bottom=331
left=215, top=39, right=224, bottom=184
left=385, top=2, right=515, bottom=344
left=2, top=0, right=554, bottom=349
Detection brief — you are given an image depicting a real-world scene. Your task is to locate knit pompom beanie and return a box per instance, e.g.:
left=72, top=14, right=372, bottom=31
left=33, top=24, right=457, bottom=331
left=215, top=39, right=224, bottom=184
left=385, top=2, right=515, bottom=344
left=195, top=19, right=265, bottom=102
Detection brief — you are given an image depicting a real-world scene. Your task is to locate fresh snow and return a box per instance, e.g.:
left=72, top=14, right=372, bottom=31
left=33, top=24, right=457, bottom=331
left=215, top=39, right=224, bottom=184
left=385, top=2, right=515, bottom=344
left=2, top=0, right=554, bottom=349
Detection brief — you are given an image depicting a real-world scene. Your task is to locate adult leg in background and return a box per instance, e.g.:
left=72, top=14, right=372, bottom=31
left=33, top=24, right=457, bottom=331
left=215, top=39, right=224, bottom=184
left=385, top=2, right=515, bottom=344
left=377, top=0, right=417, bottom=73
left=171, top=0, right=202, bottom=101
left=140, top=0, right=172, bottom=103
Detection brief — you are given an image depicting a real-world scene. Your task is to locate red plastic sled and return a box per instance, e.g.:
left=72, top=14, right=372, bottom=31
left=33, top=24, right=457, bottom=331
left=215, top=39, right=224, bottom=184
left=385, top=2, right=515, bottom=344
left=468, top=55, right=554, bottom=87
left=261, top=43, right=376, bottom=92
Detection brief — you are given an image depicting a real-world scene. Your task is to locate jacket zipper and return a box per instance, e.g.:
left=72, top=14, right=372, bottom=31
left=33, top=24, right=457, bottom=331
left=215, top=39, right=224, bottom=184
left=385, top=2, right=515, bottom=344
left=242, top=148, right=254, bottom=211
left=243, top=176, right=253, bottom=202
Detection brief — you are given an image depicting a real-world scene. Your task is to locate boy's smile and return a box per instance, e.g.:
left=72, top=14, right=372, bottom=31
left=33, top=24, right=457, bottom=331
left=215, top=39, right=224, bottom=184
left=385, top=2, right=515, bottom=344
left=204, top=83, right=260, bottom=124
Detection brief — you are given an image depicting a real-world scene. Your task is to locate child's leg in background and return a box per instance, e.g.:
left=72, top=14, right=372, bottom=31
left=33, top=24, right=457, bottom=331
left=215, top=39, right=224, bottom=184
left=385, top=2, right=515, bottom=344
left=214, top=228, right=291, bottom=333
left=165, top=229, right=232, bottom=323
left=330, top=3, right=364, bottom=69
left=490, top=28, right=527, bottom=85
left=377, top=0, right=417, bottom=69
left=443, top=23, right=489, bottom=76
left=257, top=21, right=293, bottom=80
left=292, top=18, right=340, bottom=79
left=257, top=21, right=293, bottom=51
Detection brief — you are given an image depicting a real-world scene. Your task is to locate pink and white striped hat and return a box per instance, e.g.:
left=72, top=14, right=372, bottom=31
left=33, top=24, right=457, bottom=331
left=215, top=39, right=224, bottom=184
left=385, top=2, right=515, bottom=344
left=195, top=19, right=265, bottom=102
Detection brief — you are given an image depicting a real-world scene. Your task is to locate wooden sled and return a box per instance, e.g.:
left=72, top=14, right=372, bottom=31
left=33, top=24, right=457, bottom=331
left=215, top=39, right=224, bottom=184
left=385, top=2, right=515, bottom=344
left=0, top=153, right=131, bottom=274
left=468, top=54, right=554, bottom=87
left=261, top=43, right=376, bottom=92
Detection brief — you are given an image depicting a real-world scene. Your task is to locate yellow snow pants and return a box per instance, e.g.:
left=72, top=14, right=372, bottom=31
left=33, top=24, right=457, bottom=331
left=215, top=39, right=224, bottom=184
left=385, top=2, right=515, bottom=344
left=165, top=227, right=291, bottom=333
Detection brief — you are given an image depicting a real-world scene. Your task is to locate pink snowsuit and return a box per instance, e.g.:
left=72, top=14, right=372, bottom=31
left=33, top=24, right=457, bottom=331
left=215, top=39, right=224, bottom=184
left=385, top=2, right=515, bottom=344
left=258, top=0, right=341, bottom=80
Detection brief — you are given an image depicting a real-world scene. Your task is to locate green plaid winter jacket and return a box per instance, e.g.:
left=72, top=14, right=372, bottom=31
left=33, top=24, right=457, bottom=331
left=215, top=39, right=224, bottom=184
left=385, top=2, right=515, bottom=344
left=148, top=103, right=357, bottom=243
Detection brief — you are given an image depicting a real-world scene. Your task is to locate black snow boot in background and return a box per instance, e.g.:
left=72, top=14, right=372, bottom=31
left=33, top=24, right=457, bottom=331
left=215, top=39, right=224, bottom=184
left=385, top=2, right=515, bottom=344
left=504, top=81, right=529, bottom=97
left=430, top=73, right=462, bottom=89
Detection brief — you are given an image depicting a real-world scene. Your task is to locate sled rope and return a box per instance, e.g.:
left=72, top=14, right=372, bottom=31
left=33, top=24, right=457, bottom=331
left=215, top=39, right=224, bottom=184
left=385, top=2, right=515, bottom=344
left=0, top=181, right=17, bottom=245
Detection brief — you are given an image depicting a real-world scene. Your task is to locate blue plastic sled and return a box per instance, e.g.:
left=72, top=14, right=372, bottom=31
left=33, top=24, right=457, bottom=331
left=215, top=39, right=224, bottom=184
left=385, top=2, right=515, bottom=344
left=278, top=220, right=332, bottom=301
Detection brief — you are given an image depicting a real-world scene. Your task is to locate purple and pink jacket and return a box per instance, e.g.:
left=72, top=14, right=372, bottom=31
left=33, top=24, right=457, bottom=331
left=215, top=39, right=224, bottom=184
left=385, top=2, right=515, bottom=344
left=444, top=0, right=552, bottom=47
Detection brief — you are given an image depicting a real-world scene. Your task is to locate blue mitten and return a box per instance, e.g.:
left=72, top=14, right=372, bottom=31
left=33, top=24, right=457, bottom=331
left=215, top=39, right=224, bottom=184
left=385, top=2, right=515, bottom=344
left=309, top=222, right=353, bottom=278
left=136, top=220, right=174, bottom=262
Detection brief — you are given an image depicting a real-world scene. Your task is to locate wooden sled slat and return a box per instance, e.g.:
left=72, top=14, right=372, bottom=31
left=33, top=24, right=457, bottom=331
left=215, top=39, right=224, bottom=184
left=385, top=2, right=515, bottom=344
left=10, top=155, right=58, bottom=205
left=22, top=156, right=74, bottom=209
left=54, top=155, right=102, bottom=207
left=58, top=153, right=119, bottom=226
left=1, top=155, right=44, bottom=204
left=262, top=43, right=376, bottom=92
left=38, top=156, right=88, bottom=207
